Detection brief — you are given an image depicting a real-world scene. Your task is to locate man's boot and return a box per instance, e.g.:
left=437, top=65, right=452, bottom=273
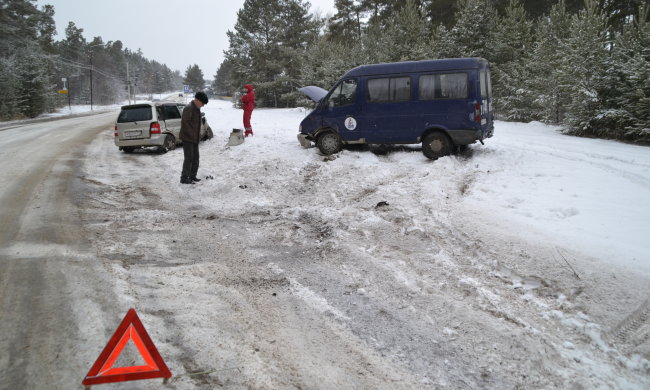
left=180, top=176, right=194, bottom=184
left=191, top=176, right=201, bottom=182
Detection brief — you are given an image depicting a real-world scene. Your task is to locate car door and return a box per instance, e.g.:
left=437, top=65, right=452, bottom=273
left=320, top=78, right=366, bottom=142
left=161, top=104, right=182, bottom=141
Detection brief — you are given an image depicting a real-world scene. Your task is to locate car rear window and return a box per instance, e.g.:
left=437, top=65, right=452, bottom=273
left=117, top=106, right=152, bottom=123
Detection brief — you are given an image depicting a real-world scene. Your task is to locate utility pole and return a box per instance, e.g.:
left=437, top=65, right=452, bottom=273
left=90, top=54, right=94, bottom=110
left=66, top=78, right=71, bottom=110
left=126, top=62, right=131, bottom=104
left=87, top=43, right=102, bottom=110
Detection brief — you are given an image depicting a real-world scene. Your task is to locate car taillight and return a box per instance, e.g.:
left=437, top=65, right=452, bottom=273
left=114, top=125, right=118, bottom=137
left=150, top=122, right=161, bottom=134
left=474, top=102, right=481, bottom=123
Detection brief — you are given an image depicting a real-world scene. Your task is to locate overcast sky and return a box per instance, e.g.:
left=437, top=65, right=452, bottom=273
left=36, top=0, right=336, bottom=79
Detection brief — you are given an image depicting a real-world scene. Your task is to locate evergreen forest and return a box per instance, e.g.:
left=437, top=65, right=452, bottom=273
left=0, top=0, right=184, bottom=120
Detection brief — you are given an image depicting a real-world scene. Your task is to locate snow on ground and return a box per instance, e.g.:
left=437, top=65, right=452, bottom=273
left=194, top=99, right=650, bottom=276
left=76, top=98, right=650, bottom=389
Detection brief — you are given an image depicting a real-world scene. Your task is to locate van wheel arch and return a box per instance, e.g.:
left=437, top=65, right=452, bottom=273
left=422, top=130, right=452, bottom=160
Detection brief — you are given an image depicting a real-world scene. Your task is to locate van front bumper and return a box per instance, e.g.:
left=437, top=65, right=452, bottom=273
left=297, top=133, right=313, bottom=148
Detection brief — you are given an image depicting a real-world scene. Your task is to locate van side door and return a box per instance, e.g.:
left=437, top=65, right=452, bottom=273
left=365, top=76, right=414, bottom=142
left=321, top=78, right=365, bottom=142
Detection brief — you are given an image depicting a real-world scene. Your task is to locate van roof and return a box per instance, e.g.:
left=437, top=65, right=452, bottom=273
left=342, top=57, right=488, bottom=78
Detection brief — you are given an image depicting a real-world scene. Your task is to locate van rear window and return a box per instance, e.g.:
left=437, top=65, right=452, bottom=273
left=418, top=73, right=468, bottom=100
left=480, top=70, right=492, bottom=98
left=117, top=106, right=152, bottom=123
left=367, top=77, right=411, bottom=102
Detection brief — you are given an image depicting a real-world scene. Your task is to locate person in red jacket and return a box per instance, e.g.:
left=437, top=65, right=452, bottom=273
left=242, top=84, right=255, bottom=137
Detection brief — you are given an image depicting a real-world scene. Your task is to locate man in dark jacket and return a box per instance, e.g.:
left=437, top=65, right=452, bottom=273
left=179, top=91, right=208, bottom=184
left=242, top=84, right=255, bottom=137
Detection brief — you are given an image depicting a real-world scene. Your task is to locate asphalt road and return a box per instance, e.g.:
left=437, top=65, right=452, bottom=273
left=0, top=112, right=116, bottom=389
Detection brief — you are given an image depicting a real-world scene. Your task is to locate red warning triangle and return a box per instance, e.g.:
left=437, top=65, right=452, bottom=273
left=82, top=308, right=172, bottom=386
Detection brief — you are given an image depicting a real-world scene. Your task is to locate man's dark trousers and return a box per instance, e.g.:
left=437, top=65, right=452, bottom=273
left=181, top=141, right=199, bottom=179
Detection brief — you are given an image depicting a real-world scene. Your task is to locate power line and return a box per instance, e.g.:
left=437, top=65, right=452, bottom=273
left=50, top=56, right=124, bottom=81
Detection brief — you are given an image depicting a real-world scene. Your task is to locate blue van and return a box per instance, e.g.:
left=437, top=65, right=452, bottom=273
left=297, top=58, right=494, bottom=159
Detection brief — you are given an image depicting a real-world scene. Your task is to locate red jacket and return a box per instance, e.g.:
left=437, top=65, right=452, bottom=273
left=242, top=84, right=255, bottom=111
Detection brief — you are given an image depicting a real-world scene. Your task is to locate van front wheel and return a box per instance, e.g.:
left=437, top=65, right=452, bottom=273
left=422, top=132, right=451, bottom=160
left=316, top=132, right=342, bottom=155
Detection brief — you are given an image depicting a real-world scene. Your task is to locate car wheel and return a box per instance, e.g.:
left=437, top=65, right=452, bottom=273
left=316, top=131, right=342, bottom=155
left=206, top=126, right=213, bottom=140
left=422, top=132, right=451, bottom=160
left=122, top=147, right=134, bottom=153
left=160, top=134, right=176, bottom=153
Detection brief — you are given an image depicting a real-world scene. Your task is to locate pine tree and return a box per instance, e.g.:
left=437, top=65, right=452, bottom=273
left=183, top=64, right=205, bottom=92
left=0, top=56, right=21, bottom=119
left=425, top=0, right=461, bottom=28
left=327, top=0, right=364, bottom=43
left=224, top=0, right=319, bottom=107
left=434, top=0, right=498, bottom=60
left=595, top=3, right=650, bottom=142
left=491, top=0, right=534, bottom=120
left=301, top=37, right=364, bottom=90
left=213, top=59, right=234, bottom=96
left=14, top=46, right=52, bottom=118
left=558, top=0, right=609, bottom=133
left=525, top=0, right=572, bottom=123
left=381, top=0, right=432, bottom=62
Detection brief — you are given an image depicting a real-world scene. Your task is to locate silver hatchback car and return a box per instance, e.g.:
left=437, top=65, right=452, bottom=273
left=114, top=102, right=213, bottom=153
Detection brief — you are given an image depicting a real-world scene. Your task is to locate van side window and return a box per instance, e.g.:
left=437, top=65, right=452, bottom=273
left=328, top=79, right=357, bottom=107
left=367, top=77, right=411, bottom=102
left=418, top=73, right=468, bottom=100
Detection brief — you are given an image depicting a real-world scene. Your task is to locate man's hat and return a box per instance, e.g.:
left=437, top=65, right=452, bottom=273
left=195, top=91, right=208, bottom=104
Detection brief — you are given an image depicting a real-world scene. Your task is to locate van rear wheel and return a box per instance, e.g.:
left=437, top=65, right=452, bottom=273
left=422, top=132, right=451, bottom=160
left=316, top=132, right=342, bottom=155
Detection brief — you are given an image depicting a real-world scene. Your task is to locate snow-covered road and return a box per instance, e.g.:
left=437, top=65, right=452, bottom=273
left=0, top=112, right=120, bottom=389
left=1, top=100, right=648, bottom=389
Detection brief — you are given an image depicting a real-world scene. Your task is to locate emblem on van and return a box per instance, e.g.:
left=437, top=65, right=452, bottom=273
left=344, top=117, right=357, bottom=130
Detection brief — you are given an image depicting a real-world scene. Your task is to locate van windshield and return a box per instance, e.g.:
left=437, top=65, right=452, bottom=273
left=327, top=79, right=357, bottom=107
left=117, top=106, right=152, bottom=123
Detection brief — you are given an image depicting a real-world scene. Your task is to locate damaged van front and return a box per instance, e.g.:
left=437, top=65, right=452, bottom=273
left=297, top=86, right=328, bottom=148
